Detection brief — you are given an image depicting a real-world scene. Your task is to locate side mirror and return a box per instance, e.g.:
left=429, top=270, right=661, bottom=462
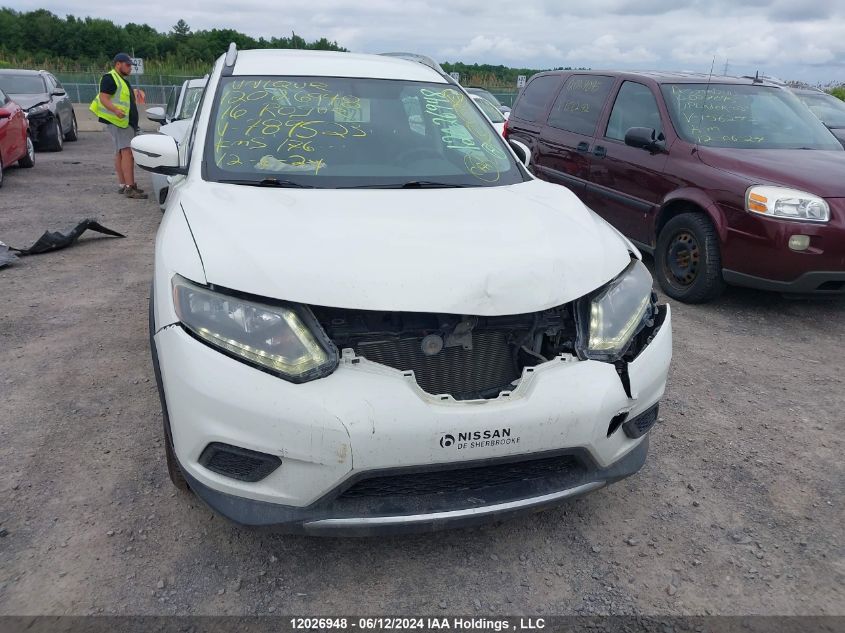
left=625, top=127, right=666, bottom=153
left=146, top=106, right=167, bottom=124
left=52, top=89, right=66, bottom=97
left=131, top=134, right=185, bottom=175
left=0, top=108, right=11, bottom=119
left=508, top=139, right=531, bottom=167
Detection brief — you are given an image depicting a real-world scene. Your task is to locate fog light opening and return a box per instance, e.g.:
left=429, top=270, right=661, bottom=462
left=607, top=412, right=628, bottom=437
left=788, top=235, right=810, bottom=251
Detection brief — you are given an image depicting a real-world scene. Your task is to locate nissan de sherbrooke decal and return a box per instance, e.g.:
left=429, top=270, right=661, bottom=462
left=439, top=428, right=520, bottom=450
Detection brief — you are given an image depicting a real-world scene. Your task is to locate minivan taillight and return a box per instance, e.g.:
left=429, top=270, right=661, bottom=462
left=502, top=118, right=509, bottom=139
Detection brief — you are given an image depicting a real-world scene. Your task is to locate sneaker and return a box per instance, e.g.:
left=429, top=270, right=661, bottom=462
left=125, top=188, right=148, bottom=199
left=118, top=185, right=127, bottom=194
left=126, top=183, right=145, bottom=194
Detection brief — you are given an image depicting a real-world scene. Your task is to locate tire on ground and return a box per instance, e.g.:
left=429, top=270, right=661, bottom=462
left=42, top=118, right=64, bottom=152
left=655, top=211, right=726, bottom=303
left=18, top=136, right=35, bottom=168
left=64, top=114, right=79, bottom=142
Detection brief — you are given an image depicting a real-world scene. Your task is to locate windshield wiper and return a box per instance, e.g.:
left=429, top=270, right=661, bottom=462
left=217, top=177, right=313, bottom=188
left=338, top=181, right=471, bottom=189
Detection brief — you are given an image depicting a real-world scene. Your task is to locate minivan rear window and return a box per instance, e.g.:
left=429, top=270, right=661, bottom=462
left=547, top=75, right=615, bottom=136
left=512, top=75, right=561, bottom=122
left=661, top=83, right=842, bottom=150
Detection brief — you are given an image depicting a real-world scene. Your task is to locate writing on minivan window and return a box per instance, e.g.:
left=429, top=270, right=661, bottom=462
left=213, top=80, right=370, bottom=174
left=667, top=85, right=765, bottom=146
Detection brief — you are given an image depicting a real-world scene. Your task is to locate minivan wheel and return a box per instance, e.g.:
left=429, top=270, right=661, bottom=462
left=655, top=212, right=725, bottom=303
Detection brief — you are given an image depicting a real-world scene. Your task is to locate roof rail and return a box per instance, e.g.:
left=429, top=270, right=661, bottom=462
left=222, top=42, right=238, bottom=76
left=378, top=52, right=457, bottom=85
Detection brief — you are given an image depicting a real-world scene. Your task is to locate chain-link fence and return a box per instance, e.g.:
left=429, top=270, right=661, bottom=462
left=487, top=91, right=519, bottom=107
left=55, top=72, right=198, bottom=105
left=55, top=70, right=519, bottom=108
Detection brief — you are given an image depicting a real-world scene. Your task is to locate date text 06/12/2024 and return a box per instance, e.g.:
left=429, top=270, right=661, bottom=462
left=289, top=618, right=547, bottom=631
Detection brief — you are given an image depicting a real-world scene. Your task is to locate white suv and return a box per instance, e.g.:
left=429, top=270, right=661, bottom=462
left=132, top=46, right=672, bottom=535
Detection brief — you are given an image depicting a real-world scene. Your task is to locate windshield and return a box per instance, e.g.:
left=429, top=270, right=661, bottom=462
left=797, top=92, right=845, bottom=128
left=467, top=88, right=504, bottom=109
left=0, top=74, right=46, bottom=95
left=661, top=83, right=842, bottom=150
left=473, top=96, right=504, bottom=123
left=178, top=86, right=204, bottom=120
left=206, top=76, right=525, bottom=188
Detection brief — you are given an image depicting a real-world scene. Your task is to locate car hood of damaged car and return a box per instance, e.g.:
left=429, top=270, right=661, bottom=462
left=177, top=178, right=634, bottom=315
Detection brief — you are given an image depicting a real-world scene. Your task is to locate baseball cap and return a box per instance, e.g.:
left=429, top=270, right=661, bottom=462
left=113, top=53, right=133, bottom=63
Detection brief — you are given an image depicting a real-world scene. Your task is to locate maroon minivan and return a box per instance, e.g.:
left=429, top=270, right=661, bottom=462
left=505, top=71, right=845, bottom=302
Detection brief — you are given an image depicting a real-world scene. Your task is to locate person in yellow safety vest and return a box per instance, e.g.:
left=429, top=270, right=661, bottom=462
left=90, top=53, right=148, bottom=199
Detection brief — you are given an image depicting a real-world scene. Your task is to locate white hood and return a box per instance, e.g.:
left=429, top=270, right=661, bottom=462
left=179, top=179, right=631, bottom=315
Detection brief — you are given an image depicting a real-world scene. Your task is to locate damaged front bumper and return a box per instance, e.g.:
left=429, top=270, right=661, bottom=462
left=152, top=305, right=672, bottom=534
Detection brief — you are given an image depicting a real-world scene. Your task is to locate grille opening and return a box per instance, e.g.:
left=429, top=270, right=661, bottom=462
left=623, top=404, right=659, bottom=439
left=311, top=306, right=578, bottom=400
left=607, top=412, right=628, bottom=437
left=355, top=330, right=520, bottom=400
left=339, top=453, right=584, bottom=499
left=198, top=442, right=281, bottom=482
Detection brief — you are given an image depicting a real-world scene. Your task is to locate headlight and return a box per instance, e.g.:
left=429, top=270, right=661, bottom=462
left=172, top=276, right=338, bottom=382
left=576, top=259, right=655, bottom=362
left=745, top=185, right=829, bottom=223
left=26, top=103, right=50, bottom=116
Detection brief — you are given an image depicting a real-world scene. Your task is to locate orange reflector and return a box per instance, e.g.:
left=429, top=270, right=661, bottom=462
left=749, top=202, right=768, bottom=213
left=749, top=193, right=768, bottom=203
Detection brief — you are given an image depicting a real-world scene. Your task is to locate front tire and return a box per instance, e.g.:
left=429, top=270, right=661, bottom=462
left=43, top=118, right=64, bottom=152
left=655, top=212, right=725, bottom=303
left=64, top=113, right=79, bottom=142
left=18, top=136, right=35, bottom=168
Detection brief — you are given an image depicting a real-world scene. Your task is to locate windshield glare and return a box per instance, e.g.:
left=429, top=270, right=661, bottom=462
left=206, top=76, right=524, bottom=188
left=798, top=92, right=845, bottom=128
left=661, top=83, right=842, bottom=150
left=473, top=96, right=505, bottom=123
left=0, top=75, right=46, bottom=95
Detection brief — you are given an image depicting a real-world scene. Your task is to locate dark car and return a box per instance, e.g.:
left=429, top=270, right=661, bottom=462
left=793, top=88, right=845, bottom=147
left=0, top=69, right=77, bottom=151
left=505, top=71, right=845, bottom=302
left=0, top=87, right=35, bottom=187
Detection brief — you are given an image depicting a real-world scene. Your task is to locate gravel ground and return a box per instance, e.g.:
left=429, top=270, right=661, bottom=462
left=0, top=131, right=843, bottom=616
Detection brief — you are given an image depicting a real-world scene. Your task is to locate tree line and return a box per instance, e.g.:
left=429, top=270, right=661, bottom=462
left=0, top=9, right=346, bottom=70
left=441, top=61, right=588, bottom=89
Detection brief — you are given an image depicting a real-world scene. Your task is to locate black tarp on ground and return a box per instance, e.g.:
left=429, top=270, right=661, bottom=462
left=12, top=219, right=125, bottom=255
left=0, top=243, right=19, bottom=268
left=1, top=220, right=125, bottom=269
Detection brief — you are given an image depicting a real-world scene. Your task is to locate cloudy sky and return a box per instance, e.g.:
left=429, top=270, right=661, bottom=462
left=16, top=0, right=845, bottom=83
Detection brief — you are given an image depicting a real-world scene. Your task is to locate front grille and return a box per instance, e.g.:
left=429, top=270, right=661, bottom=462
left=355, top=331, right=519, bottom=399
left=198, top=442, right=281, bottom=482
left=339, top=454, right=582, bottom=499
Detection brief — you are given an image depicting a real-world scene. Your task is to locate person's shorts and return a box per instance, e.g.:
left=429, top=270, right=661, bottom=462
left=105, top=124, right=136, bottom=153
